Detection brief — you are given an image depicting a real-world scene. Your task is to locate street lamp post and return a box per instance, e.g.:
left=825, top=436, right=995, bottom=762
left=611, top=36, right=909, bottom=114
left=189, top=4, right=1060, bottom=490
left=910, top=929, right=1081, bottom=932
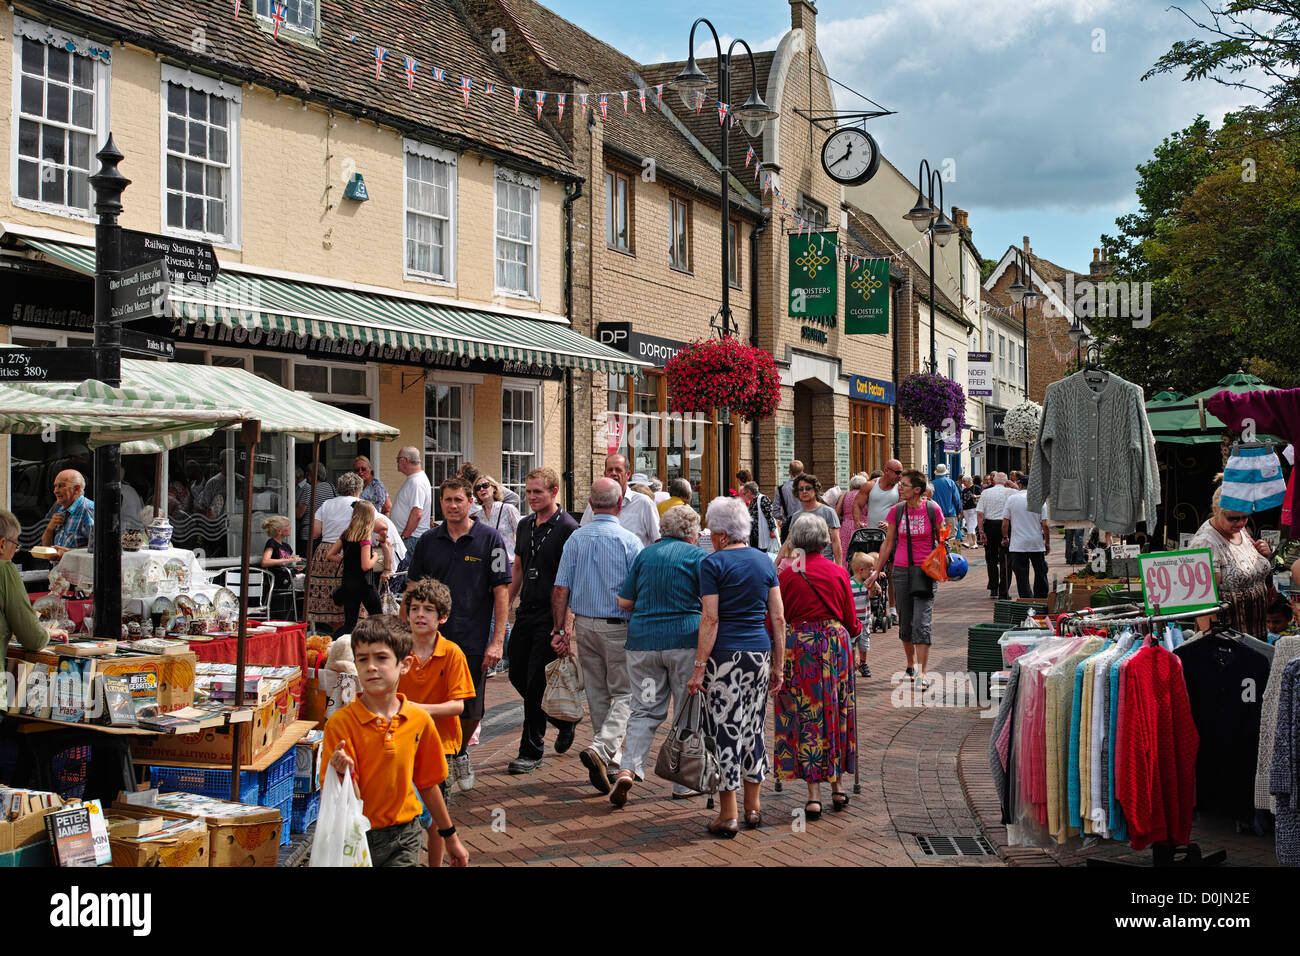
left=902, top=161, right=958, bottom=474
left=1005, top=243, right=1039, bottom=468
left=674, top=19, right=777, bottom=498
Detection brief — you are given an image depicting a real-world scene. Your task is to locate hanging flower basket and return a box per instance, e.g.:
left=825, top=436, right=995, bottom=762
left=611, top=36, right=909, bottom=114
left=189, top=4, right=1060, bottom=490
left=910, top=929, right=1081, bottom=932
left=665, top=337, right=782, bottom=423
left=897, top=371, right=966, bottom=432
left=1003, top=400, right=1043, bottom=445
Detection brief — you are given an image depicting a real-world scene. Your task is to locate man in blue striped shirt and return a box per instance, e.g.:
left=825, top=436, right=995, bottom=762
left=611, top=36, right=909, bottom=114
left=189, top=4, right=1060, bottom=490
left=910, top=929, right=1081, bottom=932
left=551, top=478, right=643, bottom=794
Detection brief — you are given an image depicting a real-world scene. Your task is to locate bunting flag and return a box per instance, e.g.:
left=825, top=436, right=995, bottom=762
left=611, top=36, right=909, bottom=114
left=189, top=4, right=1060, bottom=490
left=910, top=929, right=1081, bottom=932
left=579, top=92, right=589, bottom=116
left=557, top=92, right=566, bottom=121
left=234, top=0, right=241, bottom=18
left=404, top=56, right=418, bottom=91
left=484, top=81, right=495, bottom=95
left=599, top=93, right=608, bottom=118
left=620, top=90, right=629, bottom=114
left=694, top=90, right=705, bottom=115
left=271, top=1, right=286, bottom=38
left=459, top=76, right=473, bottom=106
left=512, top=86, right=523, bottom=114
left=535, top=90, right=546, bottom=120
left=374, top=47, right=387, bottom=81
left=745, top=145, right=755, bottom=168
left=717, top=101, right=729, bottom=126
left=432, top=66, right=446, bottom=82
left=654, top=83, right=664, bottom=108
left=730, top=114, right=737, bottom=130
left=637, top=89, right=647, bottom=113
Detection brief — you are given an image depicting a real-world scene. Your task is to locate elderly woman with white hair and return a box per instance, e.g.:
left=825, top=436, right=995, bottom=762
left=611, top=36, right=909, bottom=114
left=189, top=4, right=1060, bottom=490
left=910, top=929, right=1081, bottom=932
left=687, top=497, right=785, bottom=837
left=1189, top=477, right=1275, bottom=637
left=609, top=505, right=707, bottom=807
left=776, top=514, right=861, bottom=818
left=837, top=473, right=871, bottom=567
left=0, top=508, right=62, bottom=675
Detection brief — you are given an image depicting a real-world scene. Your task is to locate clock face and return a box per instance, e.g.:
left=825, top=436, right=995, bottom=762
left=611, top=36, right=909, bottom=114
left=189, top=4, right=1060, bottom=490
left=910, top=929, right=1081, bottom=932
left=821, top=128, right=880, bottom=185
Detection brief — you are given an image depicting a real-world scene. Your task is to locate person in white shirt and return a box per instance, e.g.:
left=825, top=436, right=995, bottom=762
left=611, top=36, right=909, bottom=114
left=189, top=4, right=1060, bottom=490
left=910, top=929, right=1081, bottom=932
left=581, top=454, right=659, bottom=547
left=389, top=446, right=432, bottom=552
left=976, top=472, right=1014, bottom=599
left=1002, top=474, right=1051, bottom=599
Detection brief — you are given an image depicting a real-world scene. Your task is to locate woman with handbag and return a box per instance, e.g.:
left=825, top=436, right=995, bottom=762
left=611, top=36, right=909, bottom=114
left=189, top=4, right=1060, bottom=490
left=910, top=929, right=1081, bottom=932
left=775, top=515, right=862, bottom=819
left=687, top=496, right=786, bottom=837
left=610, top=505, right=707, bottom=806
left=870, top=470, right=943, bottom=690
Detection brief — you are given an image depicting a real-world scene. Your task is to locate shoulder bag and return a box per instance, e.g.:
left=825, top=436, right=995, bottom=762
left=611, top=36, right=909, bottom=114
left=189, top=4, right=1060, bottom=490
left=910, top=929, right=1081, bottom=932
left=921, top=501, right=950, bottom=582
left=653, top=691, right=722, bottom=793
left=904, top=502, right=937, bottom=599
left=797, top=569, right=843, bottom=627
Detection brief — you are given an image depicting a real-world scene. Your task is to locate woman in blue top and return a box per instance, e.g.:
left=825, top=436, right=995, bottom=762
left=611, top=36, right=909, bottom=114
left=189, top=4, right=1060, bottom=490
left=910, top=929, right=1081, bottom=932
left=610, top=505, right=706, bottom=808
left=687, top=496, right=786, bottom=838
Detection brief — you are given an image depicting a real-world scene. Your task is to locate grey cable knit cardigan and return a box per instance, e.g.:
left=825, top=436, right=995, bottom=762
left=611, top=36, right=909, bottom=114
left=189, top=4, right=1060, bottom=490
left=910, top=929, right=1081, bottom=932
left=1026, top=372, right=1160, bottom=535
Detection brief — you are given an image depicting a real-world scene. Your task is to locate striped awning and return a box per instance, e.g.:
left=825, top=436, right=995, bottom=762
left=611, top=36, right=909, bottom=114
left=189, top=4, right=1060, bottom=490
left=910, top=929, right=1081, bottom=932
left=20, top=239, right=646, bottom=376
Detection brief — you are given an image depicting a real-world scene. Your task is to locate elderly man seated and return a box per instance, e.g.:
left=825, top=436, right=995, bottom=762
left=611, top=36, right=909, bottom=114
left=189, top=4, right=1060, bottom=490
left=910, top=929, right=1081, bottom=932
left=41, top=469, right=95, bottom=554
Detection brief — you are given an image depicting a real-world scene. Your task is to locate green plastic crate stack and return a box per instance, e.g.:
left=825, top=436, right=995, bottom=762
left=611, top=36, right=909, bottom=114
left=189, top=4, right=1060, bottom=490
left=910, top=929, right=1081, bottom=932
left=994, top=599, right=1048, bottom=627
left=968, top=623, right=1011, bottom=675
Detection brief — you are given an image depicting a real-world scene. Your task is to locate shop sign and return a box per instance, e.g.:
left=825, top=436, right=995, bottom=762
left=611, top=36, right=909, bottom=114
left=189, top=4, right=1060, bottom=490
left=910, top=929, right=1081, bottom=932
left=776, top=425, right=795, bottom=478
left=595, top=322, right=685, bottom=368
left=836, top=430, right=850, bottom=489
left=0, top=346, right=96, bottom=381
left=844, top=259, right=889, bottom=334
left=788, top=233, right=838, bottom=319
left=120, top=230, right=219, bottom=285
left=943, top=432, right=962, bottom=454
left=969, top=438, right=987, bottom=457
left=849, top=375, right=895, bottom=406
left=1139, top=548, right=1219, bottom=616
left=987, top=407, right=1008, bottom=445
left=968, top=351, right=992, bottom=397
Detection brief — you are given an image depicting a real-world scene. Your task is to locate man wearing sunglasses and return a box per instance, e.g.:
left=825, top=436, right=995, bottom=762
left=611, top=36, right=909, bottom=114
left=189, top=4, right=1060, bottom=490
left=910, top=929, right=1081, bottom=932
left=391, top=447, right=432, bottom=552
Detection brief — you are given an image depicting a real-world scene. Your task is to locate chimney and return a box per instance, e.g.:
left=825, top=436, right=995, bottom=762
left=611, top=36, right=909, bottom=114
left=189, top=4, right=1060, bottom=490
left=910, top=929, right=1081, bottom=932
left=951, top=206, right=968, bottom=229
left=790, top=0, right=817, bottom=48
left=1090, top=240, right=1112, bottom=279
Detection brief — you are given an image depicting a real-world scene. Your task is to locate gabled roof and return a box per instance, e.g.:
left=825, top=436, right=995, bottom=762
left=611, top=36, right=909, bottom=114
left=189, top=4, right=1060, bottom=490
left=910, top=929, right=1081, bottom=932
left=494, top=0, right=759, bottom=209
left=984, top=244, right=1089, bottom=328
left=23, top=0, right=575, bottom=176
left=639, top=52, right=776, bottom=179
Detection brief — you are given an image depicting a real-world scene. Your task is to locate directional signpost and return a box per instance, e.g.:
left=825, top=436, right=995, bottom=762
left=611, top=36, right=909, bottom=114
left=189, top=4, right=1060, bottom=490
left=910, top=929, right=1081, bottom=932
left=0, top=347, right=97, bottom=382
left=119, top=229, right=219, bottom=285
left=120, top=328, right=175, bottom=359
left=109, top=258, right=169, bottom=325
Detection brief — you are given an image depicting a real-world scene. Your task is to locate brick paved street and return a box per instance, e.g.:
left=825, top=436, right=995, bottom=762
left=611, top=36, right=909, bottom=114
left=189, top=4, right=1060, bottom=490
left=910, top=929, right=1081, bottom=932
left=445, top=530, right=1279, bottom=866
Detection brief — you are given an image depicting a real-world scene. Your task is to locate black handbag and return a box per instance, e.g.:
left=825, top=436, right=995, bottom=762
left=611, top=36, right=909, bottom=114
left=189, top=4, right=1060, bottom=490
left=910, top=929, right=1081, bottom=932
left=904, top=502, right=937, bottom=600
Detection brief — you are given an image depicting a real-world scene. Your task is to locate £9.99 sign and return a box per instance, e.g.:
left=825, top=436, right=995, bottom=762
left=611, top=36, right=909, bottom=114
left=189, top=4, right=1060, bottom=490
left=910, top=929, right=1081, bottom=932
left=1139, top=548, right=1219, bottom=616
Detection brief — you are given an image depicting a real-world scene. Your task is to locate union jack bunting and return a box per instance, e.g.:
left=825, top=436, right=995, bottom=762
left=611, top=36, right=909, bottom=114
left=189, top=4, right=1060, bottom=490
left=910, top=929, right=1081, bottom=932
left=637, top=89, right=646, bottom=112
left=512, top=86, right=523, bottom=114
left=694, top=90, right=705, bottom=115
left=754, top=160, right=762, bottom=182
left=557, top=92, right=566, bottom=120
left=730, top=114, right=737, bottom=129
left=484, top=81, right=496, bottom=95
left=431, top=66, right=445, bottom=82
left=745, top=145, right=754, bottom=168
left=535, top=90, right=546, bottom=120
left=654, top=83, right=663, bottom=108
left=459, top=76, right=472, bottom=106
left=599, top=93, right=608, bottom=118
left=271, top=1, right=286, bottom=38
left=620, top=90, right=629, bottom=114
left=374, top=47, right=387, bottom=81
left=579, top=92, right=589, bottom=116
left=234, top=0, right=241, bottom=18
left=717, top=101, right=729, bottom=126
left=404, top=56, right=419, bottom=91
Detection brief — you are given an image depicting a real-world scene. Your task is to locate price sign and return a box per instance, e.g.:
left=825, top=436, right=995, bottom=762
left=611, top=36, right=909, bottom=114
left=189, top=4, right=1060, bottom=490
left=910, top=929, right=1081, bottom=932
left=1110, top=544, right=1140, bottom=559
left=1139, top=548, right=1219, bottom=616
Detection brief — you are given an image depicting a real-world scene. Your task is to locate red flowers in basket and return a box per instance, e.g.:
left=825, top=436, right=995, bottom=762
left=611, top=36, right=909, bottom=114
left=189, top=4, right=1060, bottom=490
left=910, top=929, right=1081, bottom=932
left=665, top=337, right=782, bottom=422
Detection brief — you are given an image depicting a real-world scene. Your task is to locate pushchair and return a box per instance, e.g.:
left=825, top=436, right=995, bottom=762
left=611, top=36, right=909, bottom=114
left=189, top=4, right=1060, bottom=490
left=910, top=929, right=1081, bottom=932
left=846, top=527, right=890, bottom=633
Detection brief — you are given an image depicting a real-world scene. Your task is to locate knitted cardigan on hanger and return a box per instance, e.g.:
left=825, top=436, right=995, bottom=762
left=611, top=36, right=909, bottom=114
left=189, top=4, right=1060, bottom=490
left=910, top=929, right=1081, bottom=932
left=1027, top=372, right=1160, bottom=535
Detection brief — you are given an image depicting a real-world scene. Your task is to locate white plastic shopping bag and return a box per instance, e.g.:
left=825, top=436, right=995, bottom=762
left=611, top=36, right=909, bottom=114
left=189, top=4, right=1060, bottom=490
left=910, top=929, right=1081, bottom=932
left=309, top=765, right=372, bottom=867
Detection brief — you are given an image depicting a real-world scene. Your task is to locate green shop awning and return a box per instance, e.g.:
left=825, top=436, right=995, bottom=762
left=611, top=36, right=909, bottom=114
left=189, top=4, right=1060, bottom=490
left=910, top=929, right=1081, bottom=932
left=20, top=238, right=646, bottom=376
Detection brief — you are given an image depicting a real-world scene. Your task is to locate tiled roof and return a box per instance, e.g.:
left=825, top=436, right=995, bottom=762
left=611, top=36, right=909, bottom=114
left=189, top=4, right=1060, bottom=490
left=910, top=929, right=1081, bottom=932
left=493, top=0, right=757, bottom=207
left=639, top=52, right=775, bottom=178
left=22, top=0, right=575, bottom=175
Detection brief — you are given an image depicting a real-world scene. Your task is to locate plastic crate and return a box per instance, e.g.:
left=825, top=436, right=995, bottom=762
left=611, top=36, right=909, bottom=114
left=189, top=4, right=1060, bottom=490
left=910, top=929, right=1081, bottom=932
left=149, top=765, right=259, bottom=805
left=291, top=790, right=320, bottom=833
left=51, top=746, right=91, bottom=801
left=259, top=774, right=295, bottom=811
left=274, top=795, right=292, bottom=845
left=260, top=749, right=295, bottom=793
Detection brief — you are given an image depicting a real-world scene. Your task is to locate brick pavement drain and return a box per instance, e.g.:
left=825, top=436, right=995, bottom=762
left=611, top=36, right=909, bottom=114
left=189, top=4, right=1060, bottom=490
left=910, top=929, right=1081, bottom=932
left=914, top=834, right=996, bottom=857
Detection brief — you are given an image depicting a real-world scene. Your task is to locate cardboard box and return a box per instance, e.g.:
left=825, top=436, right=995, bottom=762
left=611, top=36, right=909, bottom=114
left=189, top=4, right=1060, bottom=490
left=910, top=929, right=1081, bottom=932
left=0, top=801, right=63, bottom=853
left=301, top=671, right=328, bottom=725
left=107, top=811, right=209, bottom=868
left=25, top=649, right=197, bottom=713
left=127, top=697, right=280, bottom=765
left=293, top=731, right=324, bottom=794
left=113, top=797, right=280, bottom=867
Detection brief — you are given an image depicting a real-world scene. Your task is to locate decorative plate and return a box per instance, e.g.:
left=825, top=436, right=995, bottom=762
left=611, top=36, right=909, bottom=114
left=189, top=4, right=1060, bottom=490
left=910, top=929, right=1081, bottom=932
left=163, top=558, right=188, bottom=590
left=175, top=594, right=198, bottom=618
left=192, top=592, right=212, bottom=618
left=33, top=593, right=65, bottom=622
left=212, top=587, right=238, bottom=619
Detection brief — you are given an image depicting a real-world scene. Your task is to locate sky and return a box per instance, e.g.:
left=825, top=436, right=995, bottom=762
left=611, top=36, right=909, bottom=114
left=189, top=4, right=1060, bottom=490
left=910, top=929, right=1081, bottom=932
left=536, top=0, right=1267, bottom=272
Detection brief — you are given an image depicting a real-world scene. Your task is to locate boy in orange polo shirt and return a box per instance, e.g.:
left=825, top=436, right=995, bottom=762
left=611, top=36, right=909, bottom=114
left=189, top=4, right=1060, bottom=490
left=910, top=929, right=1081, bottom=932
left=397, top=578, right=475, bottom=866
left=323, top=615, right=469, bottom=867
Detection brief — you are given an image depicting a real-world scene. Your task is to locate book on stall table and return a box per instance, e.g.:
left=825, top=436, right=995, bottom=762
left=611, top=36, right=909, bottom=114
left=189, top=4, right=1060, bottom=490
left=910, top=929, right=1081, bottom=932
left=49, top=657, right=95, bottom=724
left=45, top=800, right=111, bottom=867
left=122, top=670, right=158, bottom=717
left=105, top=814, right=165, bottom=838
left=124, top=638, right=190, bottom=656
left=137, top=703, right=228, bottom=734
left=96, top=675, right=137, bottom=727
left=53, top=641, right=119, bottom=657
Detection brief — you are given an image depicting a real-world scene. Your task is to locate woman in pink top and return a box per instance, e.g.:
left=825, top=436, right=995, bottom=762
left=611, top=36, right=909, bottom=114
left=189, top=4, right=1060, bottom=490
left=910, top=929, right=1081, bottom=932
left=870, top=470, right=944, bottom=688
left=837, top=473, right=871, bottom=567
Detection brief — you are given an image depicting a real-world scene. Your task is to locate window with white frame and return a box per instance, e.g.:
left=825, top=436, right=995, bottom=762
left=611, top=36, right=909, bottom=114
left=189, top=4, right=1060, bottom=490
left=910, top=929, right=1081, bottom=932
left=405, top=141, right=456, bottom=282
left=11, top=18, right=111, bottom=217
left=998, top=334, right=1006, bottom=377
left=501, top=384, right=539, bottom=500
left=162, top=66, right=240, bottom=244
left=255, top=0, right=317, bottom=37
left=947, top=348, right=958, bottom=381
left=669, top=195, right=691, bottom=272
left=1019, top=345, right=1026, bottom=384
left=605, top=169, right=631, bottom=252
left=495, top=168, right=539, bottom=297
left=425, top=383, right=468, bottom=489
left=1009, top=338, right=1017, bottom=384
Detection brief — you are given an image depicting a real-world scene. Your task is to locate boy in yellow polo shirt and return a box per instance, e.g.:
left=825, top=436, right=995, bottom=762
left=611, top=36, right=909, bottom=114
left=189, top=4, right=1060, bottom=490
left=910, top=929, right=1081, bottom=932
left=323, top=615, right=469, bottom=867
left=397, top=578, right=475, bottom=866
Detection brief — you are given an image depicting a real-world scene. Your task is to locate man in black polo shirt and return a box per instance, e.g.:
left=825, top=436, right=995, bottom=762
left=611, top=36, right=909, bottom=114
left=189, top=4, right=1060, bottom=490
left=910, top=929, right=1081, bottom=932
left=406, top=476, right=510, bottom=791
left=505, top=466, right=580, bottom=774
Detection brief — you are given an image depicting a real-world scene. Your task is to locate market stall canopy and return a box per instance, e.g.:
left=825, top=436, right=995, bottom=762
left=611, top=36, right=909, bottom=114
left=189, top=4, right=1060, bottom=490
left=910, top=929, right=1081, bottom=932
left=14, top=232, right=647, bottom=376
left=1146, top=372, right=1280, bottom=445
left=0, top=378, right=248, bottom=448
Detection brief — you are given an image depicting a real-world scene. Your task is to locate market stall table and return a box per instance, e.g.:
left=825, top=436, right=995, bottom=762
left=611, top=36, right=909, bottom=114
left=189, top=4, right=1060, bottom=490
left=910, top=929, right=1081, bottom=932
left=190, top=622, right=307, bottom=669
left=2, top=715, right=162, bottom=806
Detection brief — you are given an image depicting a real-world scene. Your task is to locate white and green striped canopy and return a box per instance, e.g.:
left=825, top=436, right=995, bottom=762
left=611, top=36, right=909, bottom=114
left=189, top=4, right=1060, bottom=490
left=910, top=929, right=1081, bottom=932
left=23, top=239, right=645, bottom=375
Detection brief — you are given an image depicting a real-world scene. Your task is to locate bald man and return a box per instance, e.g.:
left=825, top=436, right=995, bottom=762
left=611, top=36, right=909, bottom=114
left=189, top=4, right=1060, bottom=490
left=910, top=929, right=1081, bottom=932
left=42, top=469, right=95, bottom=554
left=580, top=454, right=659, bottom=547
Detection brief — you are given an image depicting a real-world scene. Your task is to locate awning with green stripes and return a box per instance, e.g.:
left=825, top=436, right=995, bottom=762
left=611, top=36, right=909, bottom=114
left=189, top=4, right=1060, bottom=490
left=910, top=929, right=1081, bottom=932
left=21, top=239, right=646, bottom=376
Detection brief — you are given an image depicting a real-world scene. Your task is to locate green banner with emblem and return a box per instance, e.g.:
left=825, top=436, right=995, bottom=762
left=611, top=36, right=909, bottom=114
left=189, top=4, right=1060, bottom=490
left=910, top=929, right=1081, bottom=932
left=844, top=258, right=890, bottom=334
left=788, top=233, right=838, bottom=320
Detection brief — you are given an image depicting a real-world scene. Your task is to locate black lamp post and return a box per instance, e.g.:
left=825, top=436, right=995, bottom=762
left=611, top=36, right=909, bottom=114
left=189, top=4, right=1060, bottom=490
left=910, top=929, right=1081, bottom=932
left=902, top=160, right=958, bottom=474
left=673, top=18, right=777, bottom=497
left=1005, top=244, right=1039, bottom=468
